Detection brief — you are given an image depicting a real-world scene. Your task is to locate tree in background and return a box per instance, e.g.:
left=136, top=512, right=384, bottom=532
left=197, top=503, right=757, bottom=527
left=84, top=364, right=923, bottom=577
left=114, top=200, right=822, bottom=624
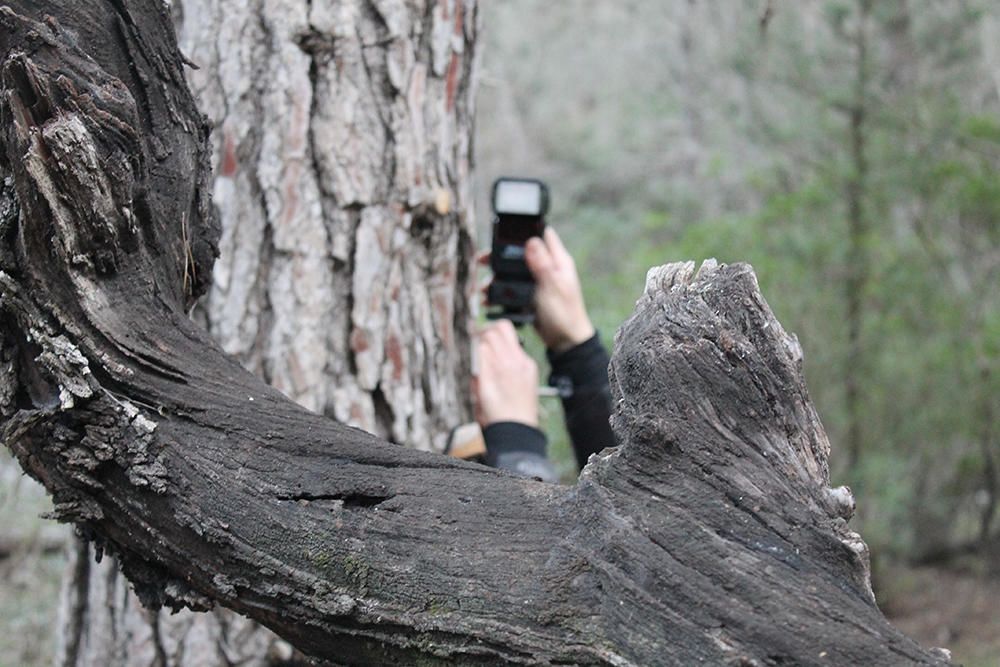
left=50, top=1, right=481, bottom=664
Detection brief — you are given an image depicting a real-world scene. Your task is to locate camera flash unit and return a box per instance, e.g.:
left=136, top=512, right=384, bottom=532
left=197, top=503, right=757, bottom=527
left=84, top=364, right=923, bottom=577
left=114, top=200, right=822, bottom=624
left=492, top=178, right=548, bottom=217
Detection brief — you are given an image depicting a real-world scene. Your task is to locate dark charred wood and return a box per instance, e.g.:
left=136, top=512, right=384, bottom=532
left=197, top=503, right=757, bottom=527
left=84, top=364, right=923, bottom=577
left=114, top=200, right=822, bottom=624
left=0, top=2, right=952, bottom=665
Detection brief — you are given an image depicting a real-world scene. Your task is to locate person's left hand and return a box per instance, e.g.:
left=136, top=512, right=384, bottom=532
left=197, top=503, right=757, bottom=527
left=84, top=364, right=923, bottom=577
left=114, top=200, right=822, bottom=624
left=473, top=320, right=539, bottom=428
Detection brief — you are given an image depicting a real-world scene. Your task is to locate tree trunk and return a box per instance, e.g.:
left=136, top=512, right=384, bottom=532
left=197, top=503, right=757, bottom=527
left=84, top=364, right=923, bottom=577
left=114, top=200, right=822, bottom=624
left=7, top=0, right=480, bottom=664
left=0, top=1, right=953, bottom=665
left=842, top=0, right=871, bottom=472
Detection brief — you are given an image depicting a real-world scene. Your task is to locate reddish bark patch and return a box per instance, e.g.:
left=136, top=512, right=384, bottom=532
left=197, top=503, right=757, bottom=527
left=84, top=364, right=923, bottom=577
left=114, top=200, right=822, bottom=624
left=445, top=52, right=460, bottom=111
left=220, top=131, right=238, bottom=177
left=385, top=334, right=404, bottom=382
left=445, top=3, right=464, bottom=111
left=350, top=328, right=370, bottom=354
left=432, top=291, right=453, bottom=350
left=279, top=86, right=309, bottom=227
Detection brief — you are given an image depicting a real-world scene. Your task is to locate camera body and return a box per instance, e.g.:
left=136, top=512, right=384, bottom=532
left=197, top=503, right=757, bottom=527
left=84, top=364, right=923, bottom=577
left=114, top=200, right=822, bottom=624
left=487, top=177, right=549, bottom=324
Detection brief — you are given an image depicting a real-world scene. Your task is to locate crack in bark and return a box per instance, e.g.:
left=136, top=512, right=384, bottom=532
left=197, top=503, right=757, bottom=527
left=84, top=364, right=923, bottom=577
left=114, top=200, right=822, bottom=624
left=275, top=491, right=394, bottom=509
left=57, top=537, right=91, bottom=667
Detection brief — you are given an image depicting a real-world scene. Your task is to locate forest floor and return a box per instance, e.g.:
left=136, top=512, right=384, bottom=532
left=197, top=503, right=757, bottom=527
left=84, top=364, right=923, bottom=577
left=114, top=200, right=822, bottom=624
left=1, top=453, right=998, bottom=666
left=880, top=562, right=1000, bottom=667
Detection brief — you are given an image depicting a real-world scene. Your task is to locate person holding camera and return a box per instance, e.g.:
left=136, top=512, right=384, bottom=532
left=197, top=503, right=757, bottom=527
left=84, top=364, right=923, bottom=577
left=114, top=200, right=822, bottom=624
left=474, top=227, right=615, bottom=482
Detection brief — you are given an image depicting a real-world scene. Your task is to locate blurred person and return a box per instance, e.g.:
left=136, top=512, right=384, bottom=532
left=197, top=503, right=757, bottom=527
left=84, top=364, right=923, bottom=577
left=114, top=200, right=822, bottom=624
left=474, top=228, right=615, bottom=482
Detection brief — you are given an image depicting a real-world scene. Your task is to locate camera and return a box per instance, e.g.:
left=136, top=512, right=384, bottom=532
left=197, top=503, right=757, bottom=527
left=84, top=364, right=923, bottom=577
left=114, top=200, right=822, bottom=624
left=486, top=177, right=549, bottom=324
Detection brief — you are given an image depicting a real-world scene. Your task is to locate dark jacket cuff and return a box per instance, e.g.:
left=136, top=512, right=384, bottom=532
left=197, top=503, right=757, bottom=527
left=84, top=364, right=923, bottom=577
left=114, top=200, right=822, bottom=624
left=482, top=421, right=547, bottom=465
left=547, top=332, right=609, bottom=391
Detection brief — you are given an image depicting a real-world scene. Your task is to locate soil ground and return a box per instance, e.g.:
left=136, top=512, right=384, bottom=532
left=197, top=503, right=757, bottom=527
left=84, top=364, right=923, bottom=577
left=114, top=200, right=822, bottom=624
left=880, top=563, right=1000, bottom=667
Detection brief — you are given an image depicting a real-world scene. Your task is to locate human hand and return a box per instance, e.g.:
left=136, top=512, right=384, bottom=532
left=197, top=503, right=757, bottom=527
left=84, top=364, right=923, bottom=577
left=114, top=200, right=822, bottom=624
left=525, top=228, right=595, bottom=353
left=473, top=320, right=540, bottom=428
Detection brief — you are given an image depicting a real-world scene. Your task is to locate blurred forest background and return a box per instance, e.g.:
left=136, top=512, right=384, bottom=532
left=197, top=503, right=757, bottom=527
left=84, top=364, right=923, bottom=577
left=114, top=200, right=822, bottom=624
left=1, top=0, right=998, bottom=665
left=479, top=0, right=1000, bottom=563
left=475, top=0, right=999, bottom=663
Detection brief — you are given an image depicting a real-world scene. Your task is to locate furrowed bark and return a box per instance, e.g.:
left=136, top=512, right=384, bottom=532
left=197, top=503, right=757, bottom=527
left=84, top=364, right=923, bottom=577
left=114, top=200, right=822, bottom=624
left=0, top=1, right=951, bottom=665
left=178, top=0, right=478, bottom=447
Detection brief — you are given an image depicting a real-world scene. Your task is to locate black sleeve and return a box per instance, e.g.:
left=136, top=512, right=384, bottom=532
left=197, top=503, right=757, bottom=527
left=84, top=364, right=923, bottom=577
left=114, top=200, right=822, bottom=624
left=547, top=333, right=615, bottom=470
left=482, top=422, right=559, bottom=483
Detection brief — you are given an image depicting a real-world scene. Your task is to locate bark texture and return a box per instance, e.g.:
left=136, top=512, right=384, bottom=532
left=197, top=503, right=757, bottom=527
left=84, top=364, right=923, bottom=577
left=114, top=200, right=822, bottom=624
left=0, top=1, right=953, bottom=665
left=179, top=0, right=478, bottom=445
left=26, top=0, right=480, bottom=664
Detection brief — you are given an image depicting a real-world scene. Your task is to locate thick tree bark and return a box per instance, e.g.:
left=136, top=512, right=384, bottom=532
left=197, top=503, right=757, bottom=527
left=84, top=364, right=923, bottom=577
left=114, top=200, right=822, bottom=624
left=0, top=1, right=951, bottom=665
left=32, top=0, right=480, bottom=664
left=178, top=0, right=478, bottom=447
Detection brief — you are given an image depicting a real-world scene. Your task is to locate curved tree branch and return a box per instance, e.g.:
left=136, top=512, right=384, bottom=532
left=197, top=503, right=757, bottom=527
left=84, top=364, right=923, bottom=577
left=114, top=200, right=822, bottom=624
left=0, top=2, right=950, bottom=665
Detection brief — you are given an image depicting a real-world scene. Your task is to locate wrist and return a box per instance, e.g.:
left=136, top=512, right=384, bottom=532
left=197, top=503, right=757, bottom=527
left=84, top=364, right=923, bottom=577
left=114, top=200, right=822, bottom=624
left=482, top=422, right=549, bottom=469
left=547, top=330, right=608, bottom=392
left=479, top=407, right=538, bottom=429
left=548, top=320, right=595, bottom=354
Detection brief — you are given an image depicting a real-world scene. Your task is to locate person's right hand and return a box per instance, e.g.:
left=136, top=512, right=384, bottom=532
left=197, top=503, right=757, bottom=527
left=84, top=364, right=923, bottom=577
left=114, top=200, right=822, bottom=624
left=524, top=228, right=595, bottom=353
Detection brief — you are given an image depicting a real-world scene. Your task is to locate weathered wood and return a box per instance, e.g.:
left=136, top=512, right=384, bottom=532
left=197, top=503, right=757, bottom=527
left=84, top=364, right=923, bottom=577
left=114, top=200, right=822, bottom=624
left=0, top=1, right=952, bottom=665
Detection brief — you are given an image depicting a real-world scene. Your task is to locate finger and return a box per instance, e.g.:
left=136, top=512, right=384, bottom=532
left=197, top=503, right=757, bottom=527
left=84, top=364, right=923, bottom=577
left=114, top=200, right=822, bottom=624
left=544, top=227, right=573, bottom=269
left=481, top=323, right=506, bottom=352
left=478, top=323, right=497, bottom=344
left=525, top=236, right=555, bottom=280
left=474, top=334, right=489, bottom=360
left=477, top=325, right=505, bottom=356
left=478, top=335, right=500, bottom=370
left=494, top=318, right=520, bottom=347
left=482, top=323, right=514, bottom=359
left=476, top=250, right=491, bottom=265
left=511, top=346, right=538, bottom=380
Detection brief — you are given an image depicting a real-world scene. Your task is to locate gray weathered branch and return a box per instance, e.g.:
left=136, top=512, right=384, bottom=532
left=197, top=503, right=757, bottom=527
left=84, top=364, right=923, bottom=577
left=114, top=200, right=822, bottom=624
left=0, top=2, right=951, bottom=665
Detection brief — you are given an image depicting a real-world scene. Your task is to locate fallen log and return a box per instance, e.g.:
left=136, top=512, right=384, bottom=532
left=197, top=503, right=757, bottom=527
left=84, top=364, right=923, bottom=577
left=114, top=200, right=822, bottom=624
left=0, top=2, right=951, bottom=664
